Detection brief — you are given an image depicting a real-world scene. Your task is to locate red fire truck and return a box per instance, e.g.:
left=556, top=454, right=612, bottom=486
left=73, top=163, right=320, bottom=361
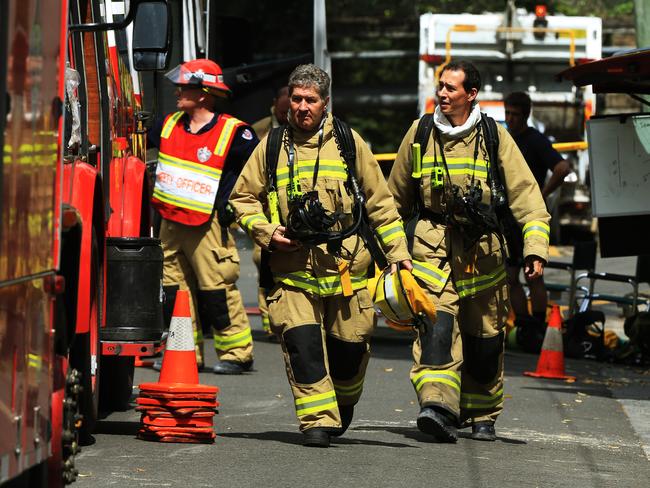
left=1, top=0, right=328, bottom=484
left=1, top=1, right=171, bottom=485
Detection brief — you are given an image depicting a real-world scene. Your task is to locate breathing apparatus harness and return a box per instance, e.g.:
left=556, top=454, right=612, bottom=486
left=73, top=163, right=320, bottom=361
left=408, top=113, right=515, bottom=247
left=265, top=116, right=384, bottom=261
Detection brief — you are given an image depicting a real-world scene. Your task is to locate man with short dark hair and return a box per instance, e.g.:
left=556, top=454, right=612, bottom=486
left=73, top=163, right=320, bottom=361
left=389, top=60, right=550, bottom=442
left=504, top=91, right=570, bottom=326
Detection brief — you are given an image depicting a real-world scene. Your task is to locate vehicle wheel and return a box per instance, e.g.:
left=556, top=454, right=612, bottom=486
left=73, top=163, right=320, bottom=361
left=69, top=232, right=101, bottom=444
left=99, top=355, right=135, bottom=412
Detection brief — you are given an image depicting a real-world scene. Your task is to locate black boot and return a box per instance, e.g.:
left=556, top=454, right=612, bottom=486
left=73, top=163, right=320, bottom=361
left=471, top=421, right=496, bottom=441
left=329, top=405, right=354, bottom=438
left=212, top=360, right=253, bottom=375
left=417, top=407, right=458, bottom=443
left=303, top=427, right=330, bottom=448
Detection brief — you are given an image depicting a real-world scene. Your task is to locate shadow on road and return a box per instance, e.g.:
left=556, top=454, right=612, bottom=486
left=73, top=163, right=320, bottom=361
left=95, top=420, right=140, bottom=437
left=352, top=425, right=527, bottom=445
left=221, top=430, right=415, bottom=448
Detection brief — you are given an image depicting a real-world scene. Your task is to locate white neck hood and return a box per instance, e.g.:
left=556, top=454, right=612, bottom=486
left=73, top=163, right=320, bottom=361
left=433, top=102, right=482, bottom=139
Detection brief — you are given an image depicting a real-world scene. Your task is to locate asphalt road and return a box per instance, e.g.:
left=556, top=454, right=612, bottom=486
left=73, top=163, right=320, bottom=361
left=74, top=235, right=650, bottom=487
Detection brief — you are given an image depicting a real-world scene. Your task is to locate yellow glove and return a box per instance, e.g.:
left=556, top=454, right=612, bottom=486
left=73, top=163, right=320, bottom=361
left=398, top=269, right=437, bottom=325
left=369, top=266, right=436, bottom=328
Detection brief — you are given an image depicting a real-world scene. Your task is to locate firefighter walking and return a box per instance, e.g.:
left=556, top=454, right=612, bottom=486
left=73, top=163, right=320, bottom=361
left=230, top=64, right=411, bottom=447
left=388, top=60, right=550, bottom=442
left=150, top=59, right=257, bottom=375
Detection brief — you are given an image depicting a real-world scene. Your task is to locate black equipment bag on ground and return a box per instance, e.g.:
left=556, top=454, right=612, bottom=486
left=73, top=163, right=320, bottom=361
left=563, top=310, right=606, bottom=360
left=515, top=315, right=547, bottom=354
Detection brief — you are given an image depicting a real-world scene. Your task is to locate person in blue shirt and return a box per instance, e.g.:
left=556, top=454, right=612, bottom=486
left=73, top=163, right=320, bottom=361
left=504, top=91, right=570, bottom=326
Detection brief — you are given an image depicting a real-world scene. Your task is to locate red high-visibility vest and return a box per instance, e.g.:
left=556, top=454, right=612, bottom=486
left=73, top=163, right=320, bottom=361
left=152, top=112, right=245, bottom=226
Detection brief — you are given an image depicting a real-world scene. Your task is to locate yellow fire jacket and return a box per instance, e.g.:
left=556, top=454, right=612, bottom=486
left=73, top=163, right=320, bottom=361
left=388, top=118, right=551, bottom=298
left=230, top=113, right=410, bottom=297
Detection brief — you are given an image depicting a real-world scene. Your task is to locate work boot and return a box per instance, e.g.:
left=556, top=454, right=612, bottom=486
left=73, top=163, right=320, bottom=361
left=471, top=421, right=496, bottom=441
left=416, top=407, right=458, bottom=443
left=212, top=360, right=253, bottom=375
left=302, top=428, right=330, bottom=448
left=329, top=405, right=354, bottom=437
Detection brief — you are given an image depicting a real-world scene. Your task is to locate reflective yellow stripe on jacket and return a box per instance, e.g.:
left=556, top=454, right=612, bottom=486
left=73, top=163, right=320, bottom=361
left=215, top=117, right=243, bottom=157
left=295, top=390, right=338, bottom=417
left=154, top=149, right=223, bottom=215
left=161, top=112, right=184, bottom=139
left=275, top=271, right=367, bottom=296
left=152, top=187, right=215, bottom=214
left=523, top=220, right=550, bottom=242
left=158, top=152, right=223, bottom=179
left=276, top=159, right=348, bottom=188
left=422, top=157, right=489, bottom=178
left=241, top=212, right=269, bottom=235
left=412, top=369, right=461, bottom=393
left=456, top=265, right=506, bottom=298
left=376, top=221, right=406, bottom=246
left=412, top=260, right=449, bottom=291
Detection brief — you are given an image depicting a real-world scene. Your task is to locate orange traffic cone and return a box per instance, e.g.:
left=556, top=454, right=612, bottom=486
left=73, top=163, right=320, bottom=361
left=158, top=290, right=198, bottom=384
left=136, top=289, right=219, bottom=444
left=524, top=304, right=575, bottom=381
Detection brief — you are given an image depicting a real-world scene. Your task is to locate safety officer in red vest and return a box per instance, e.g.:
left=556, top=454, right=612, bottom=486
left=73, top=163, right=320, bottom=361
left=149, top=59, right=258, bottom=374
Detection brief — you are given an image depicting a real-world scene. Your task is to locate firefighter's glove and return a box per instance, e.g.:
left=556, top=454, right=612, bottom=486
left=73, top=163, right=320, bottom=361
left=399, top=269, right=437, bottom=325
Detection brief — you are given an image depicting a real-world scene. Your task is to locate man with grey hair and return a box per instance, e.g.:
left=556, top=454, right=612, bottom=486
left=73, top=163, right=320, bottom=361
left=230, top=64, right=412, bottom=447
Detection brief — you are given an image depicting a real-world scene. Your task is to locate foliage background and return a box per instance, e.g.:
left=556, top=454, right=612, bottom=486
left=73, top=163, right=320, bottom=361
left=326, top=0, right=635, bottom=153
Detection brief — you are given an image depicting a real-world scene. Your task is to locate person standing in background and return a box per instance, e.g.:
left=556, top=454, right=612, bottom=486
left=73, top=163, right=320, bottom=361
left=504, top=91, right=570, bottom=327
left=149, top=59, right=258, bottom=375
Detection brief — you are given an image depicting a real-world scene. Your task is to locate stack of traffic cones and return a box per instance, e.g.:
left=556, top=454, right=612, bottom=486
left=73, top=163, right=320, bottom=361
left=524, top=304, right=576, bottom=381
left=136, top=290, right=219, bottom=443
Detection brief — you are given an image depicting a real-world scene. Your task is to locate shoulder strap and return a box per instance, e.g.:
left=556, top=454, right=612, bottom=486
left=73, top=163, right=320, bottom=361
left=405, top=114, right=434, bottom=253
left=480, top=113, right=499, bottom=163
left=480, top=113, right=507, bottom=207
left=414, top=113, right=435, bottom=154
left=332, top=116, right=357, bottom=180
left=161, top=111, right=184, bottom=140
left=332, top=116, right=388, bottom=268
left=265, top=126, right=285, bottom=190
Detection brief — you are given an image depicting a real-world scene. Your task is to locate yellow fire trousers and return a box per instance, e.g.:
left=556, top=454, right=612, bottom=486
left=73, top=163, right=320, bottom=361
left=160, top=215, right=253, bottom=366
left=267, top=284, right=375, bottom=432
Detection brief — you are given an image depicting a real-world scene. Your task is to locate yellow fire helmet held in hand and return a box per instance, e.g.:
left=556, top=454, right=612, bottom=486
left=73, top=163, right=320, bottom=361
left=370, top=265, right=437, bottom=329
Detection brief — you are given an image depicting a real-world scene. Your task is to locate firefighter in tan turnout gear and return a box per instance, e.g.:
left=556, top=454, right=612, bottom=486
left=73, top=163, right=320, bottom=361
left=150, top=59, right=257, bottom=375
left=230, top=64, right=412, bottom=447
left=388, top=60, right=550, bottom=442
